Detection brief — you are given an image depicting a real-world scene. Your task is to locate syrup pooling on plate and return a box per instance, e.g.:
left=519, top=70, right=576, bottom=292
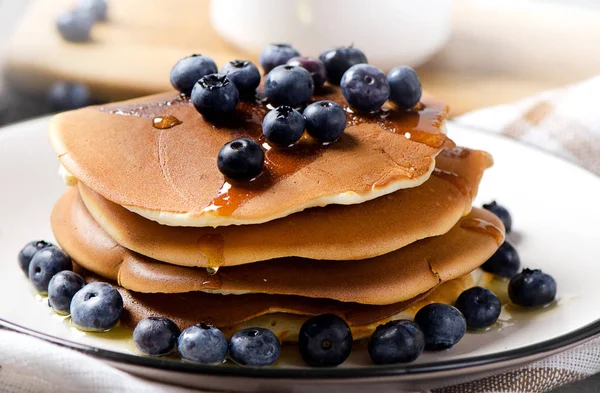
left=460, top=218, right=505, bottom=245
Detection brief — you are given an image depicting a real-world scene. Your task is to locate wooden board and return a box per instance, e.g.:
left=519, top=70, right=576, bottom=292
left=4, top=0, right=600, bottom=115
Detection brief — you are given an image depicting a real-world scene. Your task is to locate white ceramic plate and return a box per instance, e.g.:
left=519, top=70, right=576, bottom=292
left=1, top=117, right=600, bottom=392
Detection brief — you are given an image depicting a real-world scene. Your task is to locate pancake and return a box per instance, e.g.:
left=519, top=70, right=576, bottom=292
left=49, top=88, right=453, bottom=227
left=52, top=187, right=504, bottom=305
left=78, top=147, right=492, bottom=267
left=78, top=266, right=474, bottom=341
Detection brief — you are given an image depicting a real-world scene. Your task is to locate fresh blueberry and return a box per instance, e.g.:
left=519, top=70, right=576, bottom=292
left=509, top=269, right=557, bottom=307
left=319, top=46, right=368, bottom=85
left=48, top=82, right=92, bottom=112
left=134, top=317, right=181, bottom=356
left=77, top=0, right=108, bottom=21
left=178, top=323, right=228, bottom=363
left=387, top=66, right=422, bottom=109
left=455, top=287, right=502, bottom=329
left=414, top=303, right=466, bottom=350
left=481, top=241, right=520, bottom=279
left=48, top=271, right=85, bottom=315
left=303, top=100, right=347, bottom=142
left=262, top=106, right=305, bottom=146
left=229, top=327, right=281, bottom=366
left=341, top=64, right=389, bottom=112
left=286, top=56, right=327, bottom=89
left=217, top=138, right=264, bottom=180
left=264, top=65, right=314, bottom=108
left=70, top=282, right=123, bottom=331
left=368, top=320, right=424, bottom=365
left=298, top=314, right=352, bottom=367
left=170, top=54, right=218, bottom=96
left=483, top=201, right=512, bottom=233
left=56, top=10, right=94, bottom=43
left=18, top=240, right=53, bottom=276
left=191, top=74, right=239, bottom=117
left=220, top=60, right=261, bottom=94
left=28, top=247, right=72, bottom=294
left=259, top=44, right=300, bottom=74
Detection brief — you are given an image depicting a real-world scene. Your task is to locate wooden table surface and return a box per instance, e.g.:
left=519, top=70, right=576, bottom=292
left=4, top=0, right=600, bottom=116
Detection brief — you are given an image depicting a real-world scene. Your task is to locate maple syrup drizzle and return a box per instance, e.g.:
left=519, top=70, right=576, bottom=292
left=152, top=115, right=182, bottom=129
left=460, top=218, right=505, bottom=245
left=432, top=168, right=473, bottom=198
left=196, top=234, right=225, bottom=272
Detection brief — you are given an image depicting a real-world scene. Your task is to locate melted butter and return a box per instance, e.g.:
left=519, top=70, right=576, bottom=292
left=460, top=218, right=505, bottom=245
left=152, top=115, right=182, bottom=129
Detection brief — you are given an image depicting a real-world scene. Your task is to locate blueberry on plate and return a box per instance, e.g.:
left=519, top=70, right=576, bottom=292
left=170, top=54, right=218, bottom=96
left=48, top=82, right=92, bottom=112
left=134, top=317, right=181, bottom=356
left=48, top=271, right=86, bottom=315
left=387, top=66, right=422, bottom=109
left=262, top=106, right=305, bottom=146
left=229, top=327, right=281, bottom=366
left=454, top=287, right=502, bottom=329
left=340, top=64, right=389, bottom=112
left=56, top=10, right=94, bottom=43
left=70, top=282, right=123, bottom=332
left=18, top=240, right=53, bottom=276
left=298, top=314, right=352, bottom=367
left=28, top=247, right=72, bottom=294
left=368, top=320, right=424, bottom=365
left=77, top=0, right=108, bottom=21
left=217, top=138, right=264, bottom=180
left=414, top=303, right=466, bottom=350
left=178, top=323, right=228, bottom=363
left=264, top=65, right=314, bottom=108
left=509, top=269, right=557, bottom=307
left=481, top=241, right=520, bottom=279
left=319, top=46, right=368, bottom=85
left=286, top=56, right=327, bottom=89
left=303, top=100, right=347, bottom=142
left=259, top=44, right=300, bottom=74
left=483, top=201, right=512, bottom=233
left=220, top=60, right=261, bottom=94
left=191, top=74, right=239, bottom=117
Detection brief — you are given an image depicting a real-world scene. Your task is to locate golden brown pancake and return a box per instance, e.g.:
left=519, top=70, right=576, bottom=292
left=50, top=88, right=453, bottom=227
left=78, top=147, right=492, bottom=267
left=78, top=266, right=473, bottom=341
left=52, top=187, right=504, bottom=305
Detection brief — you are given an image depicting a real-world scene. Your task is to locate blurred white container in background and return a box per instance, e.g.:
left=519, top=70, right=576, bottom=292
left=210, top=0, right=451, bottom=70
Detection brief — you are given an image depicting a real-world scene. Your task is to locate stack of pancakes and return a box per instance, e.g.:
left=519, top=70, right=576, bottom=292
left=48, top=87, right=505, bottom=341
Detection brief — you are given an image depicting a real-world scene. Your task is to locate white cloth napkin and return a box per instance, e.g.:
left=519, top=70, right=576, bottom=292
left=2, top=77, right=600, bottom=393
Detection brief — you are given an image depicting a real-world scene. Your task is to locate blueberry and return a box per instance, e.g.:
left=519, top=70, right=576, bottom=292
left=77, top=0, right=108, bottom=21
left=414, top=304, right=466, bottom=350
left=56, top=10, right=94, bottom=43
left=178, top=323, right=228, bottom=363
left=264, top=65, right=314, bottom=108
left=509, top=269, right=557, bottom=307
left=28, top=247, right=72, bottom=294
left=133, top=317, right=180, bottom=356
left=341, top=64, right=389, bottom=112
left=217, top=138, right=264, bottom=180
left=170, top=54, right=218, bottom=96
left=220, top=60, right=261, bottom=94
left=48, top=271, right=85, bottom=315
left=298, top=314, right=352, bottom=367
left=18, top=240, right=53, bottom=276
left=483, top=201, right=512, bottom=233
left=482, top=241, right=520, bottom=279
left=368, top=320, right=424, bottom=365
left=387, top=66, right=422, bottom=109
left=229, top=328, right=280, bottom=366
left=262, top=106, right=305, bottom=146
left=455, top=287, right=502, bottom=329
left=70, top=282, right=123, bottom=331
left=319, top=46, right=368, bottom=85
left=303, top=101, right=347, bottom=142
left=259, top=44, right=300, bottom=74
left=286, top=56, right=327, bottom=89
left=191, top=74, right=239, bottom=117
left=48, top=82, right=92, bottom=112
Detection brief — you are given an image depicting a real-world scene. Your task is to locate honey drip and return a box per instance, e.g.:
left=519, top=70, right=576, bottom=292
left=196, top=234, right=225, bottom=273
left=460, top=218, right=505, bottom=245
left=432, top=168, right=473, bottom=198
left=152, top=115, right=182, bottom=129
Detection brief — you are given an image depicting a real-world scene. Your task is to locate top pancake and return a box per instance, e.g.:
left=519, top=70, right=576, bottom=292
left=49, top=87, right=452, bottom=227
